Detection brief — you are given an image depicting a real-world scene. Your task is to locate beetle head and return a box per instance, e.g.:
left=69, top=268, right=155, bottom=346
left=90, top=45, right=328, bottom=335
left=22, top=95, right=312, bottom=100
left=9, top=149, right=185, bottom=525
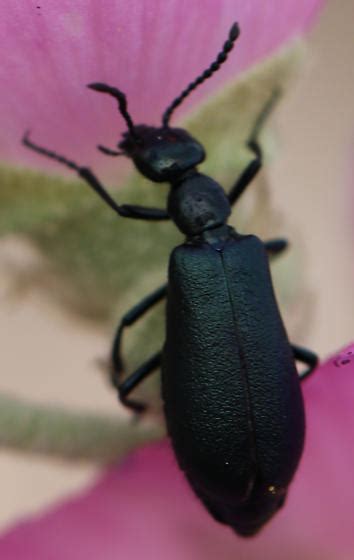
left=87, top=23, right=240, bottom=182
left=119, top=125, right=205, bottom=183
left=87, top=83, right=205, bottom=182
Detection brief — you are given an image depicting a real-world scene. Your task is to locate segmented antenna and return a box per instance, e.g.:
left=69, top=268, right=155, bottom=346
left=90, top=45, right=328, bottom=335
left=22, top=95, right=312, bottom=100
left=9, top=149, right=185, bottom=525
left=162, top=22, right=240, bottom=127
left=87, top=82, right=139, bottom=140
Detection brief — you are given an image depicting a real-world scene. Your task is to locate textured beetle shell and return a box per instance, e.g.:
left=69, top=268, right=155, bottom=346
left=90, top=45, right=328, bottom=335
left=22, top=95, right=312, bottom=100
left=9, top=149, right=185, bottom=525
left=162, top=232, right=305, bottom=535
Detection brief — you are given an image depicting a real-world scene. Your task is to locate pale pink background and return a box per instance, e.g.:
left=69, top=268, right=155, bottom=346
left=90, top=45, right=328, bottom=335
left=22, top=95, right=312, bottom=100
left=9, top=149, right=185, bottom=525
left=0, top=0, right=354, bottom=532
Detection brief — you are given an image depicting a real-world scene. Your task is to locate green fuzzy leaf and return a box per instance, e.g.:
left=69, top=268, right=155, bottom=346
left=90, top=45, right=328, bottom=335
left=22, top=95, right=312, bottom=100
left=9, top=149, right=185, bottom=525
left=0, top=392, right=163, bottom=462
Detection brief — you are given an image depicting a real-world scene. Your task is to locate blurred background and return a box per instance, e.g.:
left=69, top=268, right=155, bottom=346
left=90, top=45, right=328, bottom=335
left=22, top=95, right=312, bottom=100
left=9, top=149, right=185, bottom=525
left=0, top=0, right=353, bottom=532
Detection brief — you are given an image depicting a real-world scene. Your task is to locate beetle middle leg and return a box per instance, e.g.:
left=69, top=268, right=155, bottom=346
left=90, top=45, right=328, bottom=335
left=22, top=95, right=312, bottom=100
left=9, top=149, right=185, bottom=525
left=291, top=344, right=318, bottom=381
left=111, top=284, right=167, bottom=411
left=264, top=238, right=288, bottom=257
left=228, top=90, right=280, bottom=206
left=263, top=241, right=318, bottom=379
left=118, top=351, right=162, bottom=412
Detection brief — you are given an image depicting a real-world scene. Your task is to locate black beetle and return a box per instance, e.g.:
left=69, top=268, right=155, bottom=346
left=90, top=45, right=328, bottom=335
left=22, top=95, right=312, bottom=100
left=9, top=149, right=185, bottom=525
left=23, top=22, right=318, bottom=536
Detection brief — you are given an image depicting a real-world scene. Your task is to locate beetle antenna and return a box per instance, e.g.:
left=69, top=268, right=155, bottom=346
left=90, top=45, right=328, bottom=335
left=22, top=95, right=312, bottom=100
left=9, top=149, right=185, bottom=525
left=162, top=22, right=240, bottom=127
left=87, top=82, right=139, bottom=140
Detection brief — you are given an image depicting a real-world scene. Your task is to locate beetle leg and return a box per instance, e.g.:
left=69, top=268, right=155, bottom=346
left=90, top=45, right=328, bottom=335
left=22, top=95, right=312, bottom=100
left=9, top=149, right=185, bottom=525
left=227, top=149, right=262, bottom=206
left=264, top=238, right=289, bottom=257
left=117, top=351, right=162, bottom=412
left=111, top=284, right=167, bottom=396
left=22, top=132, right=170, bottom=221
left=291, top=344, right=319, bottom=380
left=116, top=203, right=170, bottom=220
left=228, top=90, right=280, bottom=206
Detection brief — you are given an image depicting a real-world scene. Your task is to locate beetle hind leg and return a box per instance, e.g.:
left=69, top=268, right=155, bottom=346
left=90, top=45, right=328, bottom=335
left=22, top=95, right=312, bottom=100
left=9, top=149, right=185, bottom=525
left=291, top=344, right=319, bottom=380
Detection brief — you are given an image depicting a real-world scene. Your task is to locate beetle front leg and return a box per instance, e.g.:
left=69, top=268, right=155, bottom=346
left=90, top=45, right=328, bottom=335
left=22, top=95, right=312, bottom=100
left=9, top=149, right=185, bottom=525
left=291, top=344, right=319, bottom=380
left=265, top=245, right=319, bottom=380
left=228, top=90, right=280, bottom=206
left=22, top=133, right=170, bottom=221
left=228, top=147, right=262, bottom=206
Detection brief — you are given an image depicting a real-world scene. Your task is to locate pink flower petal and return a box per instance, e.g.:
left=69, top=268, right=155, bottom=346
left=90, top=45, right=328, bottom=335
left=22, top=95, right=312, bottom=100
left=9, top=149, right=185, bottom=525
left=1, top=1, right=324, bottom=178
left=0, top=344, right=353, bottom=559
